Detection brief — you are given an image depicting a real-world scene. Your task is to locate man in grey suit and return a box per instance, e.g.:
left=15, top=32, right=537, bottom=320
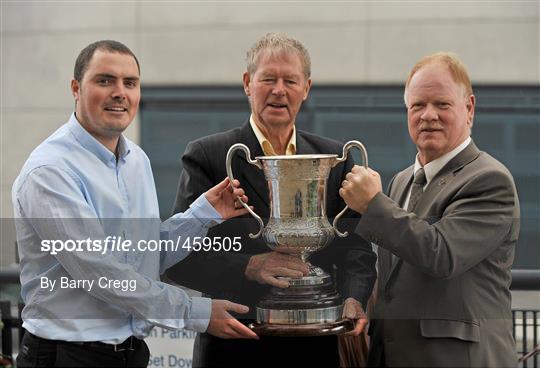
left=340, top=52, right=520, bottom=367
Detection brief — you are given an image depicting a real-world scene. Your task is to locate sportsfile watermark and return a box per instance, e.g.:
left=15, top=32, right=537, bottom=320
left=40, top=236, right=243, bottom=255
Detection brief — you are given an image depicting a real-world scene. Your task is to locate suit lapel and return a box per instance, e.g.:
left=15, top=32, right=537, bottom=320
left=389, top=166, right=414, bottom=209
left=414, top=141, right=480, bottom=215
left=295, top=132, right=319, bottom=155
left=385, top=166, right=414, bottom=285
left=385, top=140, right=481, bottom=287
left=237, top=122, right=269, bottom=211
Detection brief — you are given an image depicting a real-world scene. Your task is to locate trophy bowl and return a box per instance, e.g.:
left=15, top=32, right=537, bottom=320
left=226, top=141, right=368, bottom=336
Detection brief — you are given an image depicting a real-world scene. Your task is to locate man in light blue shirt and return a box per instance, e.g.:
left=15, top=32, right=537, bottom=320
left=13, top=40, right=257, bottom=367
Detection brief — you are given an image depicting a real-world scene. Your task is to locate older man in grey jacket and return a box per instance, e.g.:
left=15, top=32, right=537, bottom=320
left=340, top=52, right=519, bottom=367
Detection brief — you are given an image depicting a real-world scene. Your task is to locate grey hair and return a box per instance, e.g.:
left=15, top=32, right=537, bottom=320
left=246, top=32, right=311, bottom=79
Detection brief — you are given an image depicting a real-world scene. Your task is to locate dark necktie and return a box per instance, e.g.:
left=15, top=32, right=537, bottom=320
left=407, top=168, right=427, bottom=213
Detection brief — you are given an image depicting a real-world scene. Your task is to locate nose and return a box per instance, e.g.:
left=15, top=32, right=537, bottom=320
left=111, top=81, right=127, bottom=100
left=420, top=104, right=438, bottom=121
left=271, top=79, right=286, bottom=97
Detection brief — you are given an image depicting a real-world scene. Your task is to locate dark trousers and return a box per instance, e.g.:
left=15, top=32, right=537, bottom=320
left=194, top=332, right=340, bottom=367
left=367, top=319, right=386, bottom=367
left=17, top=331, right=149, bottom=367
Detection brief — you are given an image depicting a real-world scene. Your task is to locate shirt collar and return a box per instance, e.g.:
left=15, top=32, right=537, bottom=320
left=249, top=114, right=296, bottom=156
left=68, top=113, right=131, bottom=164
left=413, top=136, right=471, bottom=184
left=116, top=135, right=131, bottom=162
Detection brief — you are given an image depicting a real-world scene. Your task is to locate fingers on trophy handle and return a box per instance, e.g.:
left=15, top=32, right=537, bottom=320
left=333, top=140, right=369, bottom=238
left=226, top=143, right=264, bottom=238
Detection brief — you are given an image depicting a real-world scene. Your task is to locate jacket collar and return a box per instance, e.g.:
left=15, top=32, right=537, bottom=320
left=386, top=140, right=481, bottom=285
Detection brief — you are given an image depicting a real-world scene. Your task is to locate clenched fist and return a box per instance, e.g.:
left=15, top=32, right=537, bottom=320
left=339, top=166, right=382, bottom=214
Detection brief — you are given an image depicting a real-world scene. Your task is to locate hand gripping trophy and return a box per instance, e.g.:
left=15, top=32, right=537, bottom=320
left=226, top=140, right=368, bottom=336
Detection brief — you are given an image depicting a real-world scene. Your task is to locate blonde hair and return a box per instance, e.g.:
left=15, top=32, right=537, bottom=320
left=404, top=52, right=473, bottom=105
left=246, top=32, right=311, bottom=79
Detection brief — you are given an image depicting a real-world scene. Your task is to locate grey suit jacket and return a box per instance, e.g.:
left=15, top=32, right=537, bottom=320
left=357, top=141, right=520, bottom=367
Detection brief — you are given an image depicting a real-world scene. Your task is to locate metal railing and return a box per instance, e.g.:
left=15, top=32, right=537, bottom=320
left=512, top=270, right=540, bottom=291
left=514, top=309, right=539, bottom=367
left=0, top=301, right=22, bottom=364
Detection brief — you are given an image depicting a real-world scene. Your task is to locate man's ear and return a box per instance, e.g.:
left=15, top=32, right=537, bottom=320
left=242, top=72, right=251, bottom=96
left=467, top=94, right=476, bottom=128
left=71, top=79, right=80, bottom=101
left=303, top=78, right=312, bottom=101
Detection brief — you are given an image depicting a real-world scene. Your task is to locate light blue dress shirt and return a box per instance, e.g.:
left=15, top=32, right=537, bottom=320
left=12, top=114, right=221, bottom=344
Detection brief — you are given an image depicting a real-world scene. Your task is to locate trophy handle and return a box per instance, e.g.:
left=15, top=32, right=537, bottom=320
left=226, top=143, right=264, bottom=239
left=332, top=140, right=369, bottom=237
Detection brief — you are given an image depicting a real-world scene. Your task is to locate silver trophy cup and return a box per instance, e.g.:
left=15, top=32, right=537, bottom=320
left=226, top=141, right=368, bottom=336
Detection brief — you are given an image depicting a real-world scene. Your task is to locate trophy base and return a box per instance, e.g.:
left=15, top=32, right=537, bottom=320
left=257, top=304, right=343, bottom=324
left=252, top=266, right=351, bottom=336
left=248, top=318, right=354, bottom=337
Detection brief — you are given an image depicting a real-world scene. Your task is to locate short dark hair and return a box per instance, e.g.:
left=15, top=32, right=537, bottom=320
left=73, top=40, right=140, bottom=82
